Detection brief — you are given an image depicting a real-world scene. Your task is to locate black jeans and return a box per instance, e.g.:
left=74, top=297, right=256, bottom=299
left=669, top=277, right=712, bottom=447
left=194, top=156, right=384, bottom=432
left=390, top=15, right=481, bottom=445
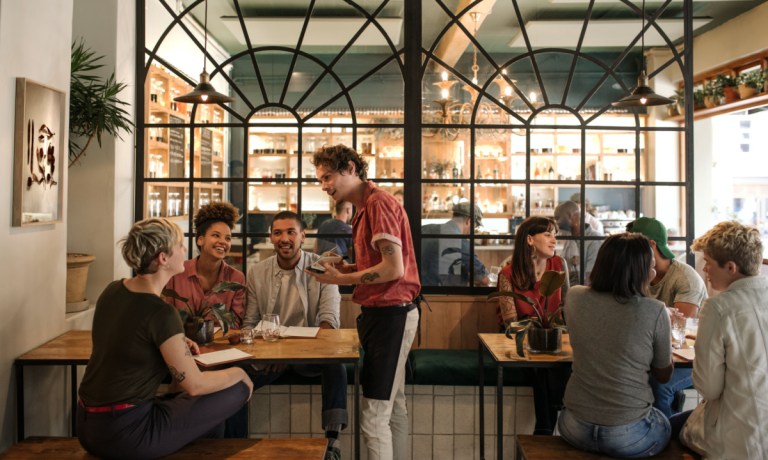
left=77, top=382, right=249, bottom=459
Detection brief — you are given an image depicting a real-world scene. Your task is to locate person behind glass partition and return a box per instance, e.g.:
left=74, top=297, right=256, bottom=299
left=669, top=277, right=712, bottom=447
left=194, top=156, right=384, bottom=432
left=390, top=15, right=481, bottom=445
left=76, top=218, right=252, bottom=459
left=673, top=221, right=768, bottom=459
left=559, top=233, right=672, bottom=458
left=421, top=202, right=489, bottom=286
left=555, top=200, right=604, bottom=286
left=316, top=200, right=354, bottom=260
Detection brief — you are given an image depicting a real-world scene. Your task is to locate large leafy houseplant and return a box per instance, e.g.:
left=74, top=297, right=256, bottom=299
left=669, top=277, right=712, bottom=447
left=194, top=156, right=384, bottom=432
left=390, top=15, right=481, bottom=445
left=69, top=39, right=133, bottom=167
left=163, top=281, right=245, bottom=344
left=488, top=270, right=567, bottom=357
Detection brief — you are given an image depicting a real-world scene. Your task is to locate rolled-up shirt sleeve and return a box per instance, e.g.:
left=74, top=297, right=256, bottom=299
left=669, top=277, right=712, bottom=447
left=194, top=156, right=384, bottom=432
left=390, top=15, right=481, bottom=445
left=315, top=281, right=341, bottom=328
left=243, top=269, right=263, bottom=328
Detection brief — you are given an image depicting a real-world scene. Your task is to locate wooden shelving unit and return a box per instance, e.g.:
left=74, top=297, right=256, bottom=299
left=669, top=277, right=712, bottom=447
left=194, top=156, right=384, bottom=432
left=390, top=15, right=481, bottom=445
left=144, top=64, right=227, bottom=219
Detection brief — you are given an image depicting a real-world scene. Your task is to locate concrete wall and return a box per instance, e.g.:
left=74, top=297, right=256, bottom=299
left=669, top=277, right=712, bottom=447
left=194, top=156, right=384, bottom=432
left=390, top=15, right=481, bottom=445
left=0, top=0, right=74, bottom=451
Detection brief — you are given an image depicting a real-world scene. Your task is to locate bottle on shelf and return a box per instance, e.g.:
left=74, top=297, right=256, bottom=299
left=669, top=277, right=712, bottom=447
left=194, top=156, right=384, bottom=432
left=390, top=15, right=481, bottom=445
left=517, top=193, right=526, bottom=213
left=548, top=163, right=555, bottom=180
left=476, top=167, right=483, bottom=179
left=534, top=164, right=541, bottom=179
left=492, top=165, right=499, bottom=180
left=422, top=160, right=428, bottom=178
left=452, top=163, right=459, bottom=180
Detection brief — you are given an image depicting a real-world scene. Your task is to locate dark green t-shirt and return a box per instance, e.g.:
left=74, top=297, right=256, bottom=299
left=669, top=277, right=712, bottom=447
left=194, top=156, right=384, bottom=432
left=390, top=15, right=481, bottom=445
left=79, top=280, right=183, bottom=406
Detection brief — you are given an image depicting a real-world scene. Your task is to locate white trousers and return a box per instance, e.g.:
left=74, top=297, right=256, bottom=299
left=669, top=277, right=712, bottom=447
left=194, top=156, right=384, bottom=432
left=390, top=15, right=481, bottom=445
left=360, top=308, right=419, bottom=460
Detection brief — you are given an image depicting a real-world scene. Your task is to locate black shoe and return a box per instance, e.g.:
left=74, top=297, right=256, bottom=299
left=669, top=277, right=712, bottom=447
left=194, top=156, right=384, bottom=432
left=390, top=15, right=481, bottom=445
left=672, top=390, right=686, bottom=413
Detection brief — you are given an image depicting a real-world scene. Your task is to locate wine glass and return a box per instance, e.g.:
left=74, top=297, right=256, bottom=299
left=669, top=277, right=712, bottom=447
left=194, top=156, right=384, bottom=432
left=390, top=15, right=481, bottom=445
left=261, top=314, right=281, bottom=343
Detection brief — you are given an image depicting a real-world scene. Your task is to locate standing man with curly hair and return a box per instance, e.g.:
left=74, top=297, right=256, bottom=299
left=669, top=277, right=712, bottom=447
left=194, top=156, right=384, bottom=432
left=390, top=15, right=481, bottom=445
left=308, top=144, right=421, bottom=460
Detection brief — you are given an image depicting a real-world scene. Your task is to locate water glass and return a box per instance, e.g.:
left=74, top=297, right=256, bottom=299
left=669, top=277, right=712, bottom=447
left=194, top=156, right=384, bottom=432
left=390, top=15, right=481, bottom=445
left=670, top=312, right=687, bottom=349
left=261, top=314, right=281, bottom=343
left=488, top=266, right=502, bottom=287
left=240, top=327, right=254, bottom=345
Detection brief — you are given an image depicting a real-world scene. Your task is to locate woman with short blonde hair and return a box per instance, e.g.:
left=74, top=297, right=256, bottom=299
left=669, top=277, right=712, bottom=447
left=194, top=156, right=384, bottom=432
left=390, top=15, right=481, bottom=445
left=77, top=218, right=253, bottom=459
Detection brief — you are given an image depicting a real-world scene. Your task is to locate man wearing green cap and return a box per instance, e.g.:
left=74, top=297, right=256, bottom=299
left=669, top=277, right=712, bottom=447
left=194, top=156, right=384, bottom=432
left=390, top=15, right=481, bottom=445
left=627, top=217, right=708, bottom=417
left=421, top=202, right=489, bottom=286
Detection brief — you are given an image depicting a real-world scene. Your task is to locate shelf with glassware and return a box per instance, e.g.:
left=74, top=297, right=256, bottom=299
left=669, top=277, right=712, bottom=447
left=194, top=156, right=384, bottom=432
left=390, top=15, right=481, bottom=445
left=144, top=64, right=228, bottom=220
left=246, top=120, right=405, bottom=212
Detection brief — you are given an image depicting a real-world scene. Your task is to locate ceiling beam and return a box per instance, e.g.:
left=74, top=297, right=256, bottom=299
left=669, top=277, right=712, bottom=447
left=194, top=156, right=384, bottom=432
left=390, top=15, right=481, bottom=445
left=433, top=0, right=497, bottom=72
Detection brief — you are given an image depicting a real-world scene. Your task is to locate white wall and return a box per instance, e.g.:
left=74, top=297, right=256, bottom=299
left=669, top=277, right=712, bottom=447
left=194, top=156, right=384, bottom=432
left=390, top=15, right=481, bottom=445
left=0, top=0, right=74, bottom=451
left=69, top=0, right=135, bottom=305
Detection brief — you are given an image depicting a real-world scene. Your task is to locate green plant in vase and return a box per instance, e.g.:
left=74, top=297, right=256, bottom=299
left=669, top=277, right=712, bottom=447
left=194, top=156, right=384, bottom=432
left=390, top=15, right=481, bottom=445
left=738, top=71, right=763, bottom=99
left=715, top=74, right=739, bottom=103
left=488, top=270, right=567, bottom=357
left=163, top=281, right=245, bottom=344
left=693, top=89, right=705, bottom=109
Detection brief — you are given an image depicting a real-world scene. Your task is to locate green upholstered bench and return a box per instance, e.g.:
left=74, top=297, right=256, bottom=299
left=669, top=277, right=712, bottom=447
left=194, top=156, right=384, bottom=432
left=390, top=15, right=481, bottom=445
left=409, top=349, right=532, bottom=386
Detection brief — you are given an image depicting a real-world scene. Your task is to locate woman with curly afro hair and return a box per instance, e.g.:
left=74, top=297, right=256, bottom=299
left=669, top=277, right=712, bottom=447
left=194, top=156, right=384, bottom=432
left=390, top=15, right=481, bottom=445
left=164, top=202, right=248, bottom=437
left=164, top=201, right=245, bottom=328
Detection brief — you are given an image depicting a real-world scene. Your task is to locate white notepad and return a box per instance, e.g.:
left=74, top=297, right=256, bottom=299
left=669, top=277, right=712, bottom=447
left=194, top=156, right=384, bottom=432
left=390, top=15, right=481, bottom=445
left=255, top=321, right=320, bottom=338
left=673, top=348, right=695, bottom=361
left=194, top=348, right=252, bottom=367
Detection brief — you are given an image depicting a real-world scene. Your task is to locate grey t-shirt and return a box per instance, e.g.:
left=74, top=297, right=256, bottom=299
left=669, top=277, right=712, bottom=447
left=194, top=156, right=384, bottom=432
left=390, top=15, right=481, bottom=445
left=563, top=286, right=671, bottom=426
left=650, top=259, right=708, bottom=309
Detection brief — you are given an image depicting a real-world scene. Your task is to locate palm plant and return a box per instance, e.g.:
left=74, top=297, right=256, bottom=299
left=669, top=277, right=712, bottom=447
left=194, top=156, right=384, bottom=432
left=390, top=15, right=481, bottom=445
left=69, top=39, right=133, bottom=166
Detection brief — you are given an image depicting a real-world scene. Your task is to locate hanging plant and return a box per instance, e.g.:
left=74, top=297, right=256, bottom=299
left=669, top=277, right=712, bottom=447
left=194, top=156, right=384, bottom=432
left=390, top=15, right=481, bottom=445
left=69, top=39, right=133, bottom=167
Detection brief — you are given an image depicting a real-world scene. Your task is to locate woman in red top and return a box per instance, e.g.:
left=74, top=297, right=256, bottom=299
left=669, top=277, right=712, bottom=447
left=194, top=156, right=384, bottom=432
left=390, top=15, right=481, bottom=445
left=499, top=216, right=568, bottom=323
left=497, top=216, right=570, bottom=435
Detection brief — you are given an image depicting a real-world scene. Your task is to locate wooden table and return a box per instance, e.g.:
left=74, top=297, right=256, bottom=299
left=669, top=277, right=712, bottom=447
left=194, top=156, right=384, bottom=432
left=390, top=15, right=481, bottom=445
left=15, top=329, right=362, bottom=459
left=477, top=332, right=694, bottom=460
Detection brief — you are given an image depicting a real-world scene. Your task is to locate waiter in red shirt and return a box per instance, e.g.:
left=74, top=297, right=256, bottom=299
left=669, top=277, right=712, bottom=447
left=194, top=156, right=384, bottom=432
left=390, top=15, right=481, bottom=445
left=308, top=144, right=420, bottom=460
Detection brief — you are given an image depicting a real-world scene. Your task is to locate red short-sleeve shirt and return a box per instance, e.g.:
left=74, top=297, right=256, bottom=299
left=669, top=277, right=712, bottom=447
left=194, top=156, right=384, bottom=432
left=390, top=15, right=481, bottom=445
left=351, top=181, right=421, bottom=306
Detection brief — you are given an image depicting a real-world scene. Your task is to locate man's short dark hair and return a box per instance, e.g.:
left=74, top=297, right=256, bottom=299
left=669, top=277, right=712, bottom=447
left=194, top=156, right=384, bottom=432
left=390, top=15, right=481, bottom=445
left=311, top=144, right=368, bottom=180
left=334, top=201, right=350, bottom=216
left=270, top=211, right=305, bottom=231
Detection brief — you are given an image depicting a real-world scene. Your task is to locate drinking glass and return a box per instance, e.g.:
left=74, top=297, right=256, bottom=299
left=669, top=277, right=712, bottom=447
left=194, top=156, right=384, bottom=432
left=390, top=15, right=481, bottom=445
left=488, top=266, right=502, bottom=287
left=670, top=312, right=687, bottom=349
left=240, top=327, right=254, bottom=345
left=261, top=314, right=281, bottom=343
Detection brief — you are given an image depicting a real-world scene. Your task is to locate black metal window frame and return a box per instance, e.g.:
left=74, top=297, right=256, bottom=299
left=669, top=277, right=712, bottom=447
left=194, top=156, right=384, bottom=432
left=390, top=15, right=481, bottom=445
left=135, top=0, right=694, bottom=295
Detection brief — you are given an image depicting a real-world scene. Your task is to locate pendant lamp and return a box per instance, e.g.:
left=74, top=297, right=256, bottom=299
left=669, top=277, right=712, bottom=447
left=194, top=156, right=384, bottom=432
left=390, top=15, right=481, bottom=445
left=612, top=0, right=672, bottom=108
left=174, top=0, right=233, bottom=104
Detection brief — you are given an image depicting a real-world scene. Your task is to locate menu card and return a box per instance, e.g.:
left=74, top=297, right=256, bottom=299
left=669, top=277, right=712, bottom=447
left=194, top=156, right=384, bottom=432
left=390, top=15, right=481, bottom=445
left=254, top=321, right=320, bottom=338
left=194, top=348, right=252, bottom=367
left=673, top=348, right=695, bottom=361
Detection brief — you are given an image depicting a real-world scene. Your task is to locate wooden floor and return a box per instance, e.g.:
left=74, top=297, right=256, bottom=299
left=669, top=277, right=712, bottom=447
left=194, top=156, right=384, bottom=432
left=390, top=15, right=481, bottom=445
left=0, top=437, right=328, bottom=459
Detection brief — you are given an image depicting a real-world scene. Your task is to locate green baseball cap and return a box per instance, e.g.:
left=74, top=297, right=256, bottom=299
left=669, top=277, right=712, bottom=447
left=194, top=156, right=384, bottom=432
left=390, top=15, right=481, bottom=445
left=630, top=217, right=676, bottom=259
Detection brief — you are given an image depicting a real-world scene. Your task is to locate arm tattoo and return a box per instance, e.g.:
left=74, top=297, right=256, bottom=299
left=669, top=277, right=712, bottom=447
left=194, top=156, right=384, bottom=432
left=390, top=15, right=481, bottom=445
left=381, top=244, right=396, bottom=256
left=360, top=272, right=381, bottom=284
left=169, top=365, right=186, bottom=383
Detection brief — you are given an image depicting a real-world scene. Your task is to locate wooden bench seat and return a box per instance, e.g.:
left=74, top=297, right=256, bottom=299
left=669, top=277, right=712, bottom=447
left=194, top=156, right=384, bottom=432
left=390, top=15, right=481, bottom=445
left=0, top=437, right=327, bottom=459
left=515, top=435, right=701, bottom=460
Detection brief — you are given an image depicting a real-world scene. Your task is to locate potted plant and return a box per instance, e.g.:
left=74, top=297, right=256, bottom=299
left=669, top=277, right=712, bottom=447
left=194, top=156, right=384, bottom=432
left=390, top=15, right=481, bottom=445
left=667, top=89, right=684, bottom=117
left=693, top=88, right=705, bottom=110
left=162, top=281, right=245, bottom=345
left=66, top=39, right=134, bottom=312
left=488, top=270, right=567, bottom=357
left=715, top=74, right=739, bottom=103
left=703, top=81, right=720, bottom=108
left=738, top=70, right=763, bottom=99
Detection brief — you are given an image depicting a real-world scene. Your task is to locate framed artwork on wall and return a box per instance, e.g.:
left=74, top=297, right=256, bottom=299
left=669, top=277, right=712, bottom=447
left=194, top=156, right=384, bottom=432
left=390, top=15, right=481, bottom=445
left=12, top=78, right=65, bottom=226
